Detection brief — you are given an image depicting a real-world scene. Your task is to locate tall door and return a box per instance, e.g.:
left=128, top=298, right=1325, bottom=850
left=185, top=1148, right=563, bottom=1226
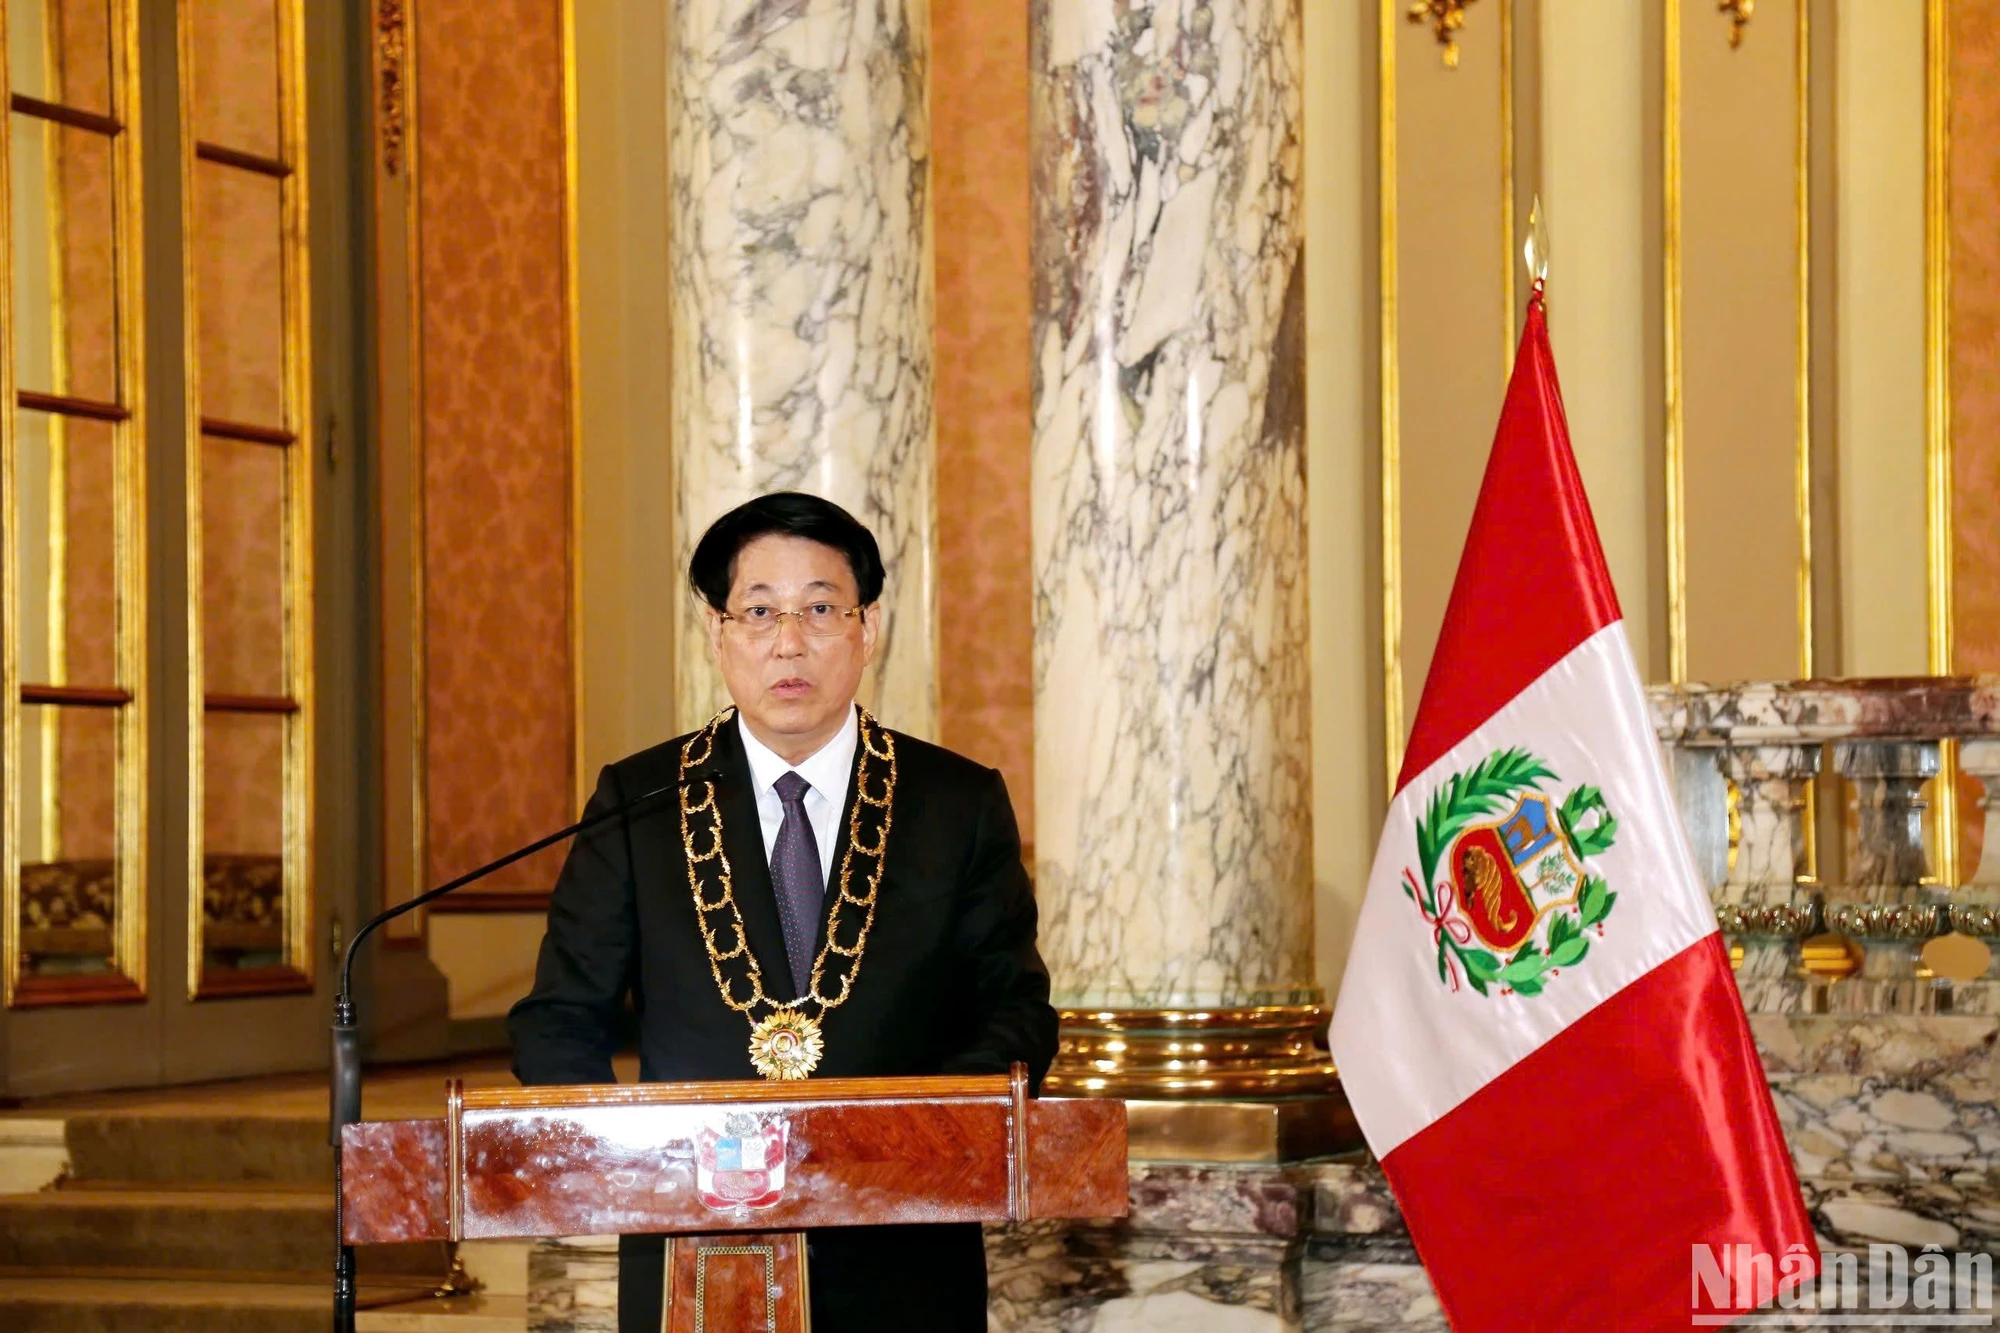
left=0, top=0, right=369, bottom=1097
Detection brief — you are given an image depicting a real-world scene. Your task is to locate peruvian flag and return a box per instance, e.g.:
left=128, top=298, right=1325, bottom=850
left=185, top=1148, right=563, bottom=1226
left=1329, top=289, right=1815, bottom=1330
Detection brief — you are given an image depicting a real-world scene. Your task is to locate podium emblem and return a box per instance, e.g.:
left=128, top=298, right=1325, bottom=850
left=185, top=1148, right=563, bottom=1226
left=695, top=1112, right=790, bottom=1210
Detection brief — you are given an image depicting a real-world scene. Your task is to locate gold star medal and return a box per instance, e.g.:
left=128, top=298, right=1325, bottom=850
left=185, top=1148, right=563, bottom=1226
left=748, top=1009, right=824, bottom=1080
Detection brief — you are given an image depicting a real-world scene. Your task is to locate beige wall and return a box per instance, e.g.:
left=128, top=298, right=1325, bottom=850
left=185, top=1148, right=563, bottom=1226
left=1679, top=5, right=1805, bottom=683
left=1389, top=13, right=1513, bottom=744
left=576, top=0, right=676, bottom=775
left=428, top=914, right=546, bottom=1022
left=1835, top=0, right=1928, bottom=678
left=1541, top=0, right=1654, bottom=676
left=1305, top=4, right=1380, bottom=997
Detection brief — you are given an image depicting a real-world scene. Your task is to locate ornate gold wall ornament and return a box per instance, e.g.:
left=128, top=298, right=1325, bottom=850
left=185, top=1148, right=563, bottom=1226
left=1719, top=0, right=1754, bottom=49
left=377, top=0, right=409, bottom=176
left=1407, top=0, right=1478, bottom=69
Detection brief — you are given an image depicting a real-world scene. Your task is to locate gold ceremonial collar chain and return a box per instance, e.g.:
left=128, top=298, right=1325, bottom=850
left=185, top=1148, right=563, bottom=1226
left=678, top=707, right=897, bottom=1079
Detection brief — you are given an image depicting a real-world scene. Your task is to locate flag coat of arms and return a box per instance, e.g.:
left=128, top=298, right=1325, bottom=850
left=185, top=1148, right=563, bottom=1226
left=1329, top=290, right=1815, bottom=1331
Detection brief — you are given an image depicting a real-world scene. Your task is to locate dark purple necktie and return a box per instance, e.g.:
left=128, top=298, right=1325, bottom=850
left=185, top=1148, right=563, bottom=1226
left=770, top=771, right=824, bottom=999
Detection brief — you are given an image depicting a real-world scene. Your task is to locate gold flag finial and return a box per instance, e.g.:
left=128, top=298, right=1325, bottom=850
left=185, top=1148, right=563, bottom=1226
left=1525, top=196, right=1549, bottom=289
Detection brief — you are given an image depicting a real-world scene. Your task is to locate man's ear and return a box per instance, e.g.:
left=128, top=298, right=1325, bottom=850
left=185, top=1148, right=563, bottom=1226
left=859, top=602, right=882, bottom=664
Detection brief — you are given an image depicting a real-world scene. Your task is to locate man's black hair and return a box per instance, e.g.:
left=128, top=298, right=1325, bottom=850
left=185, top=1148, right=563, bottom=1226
left=687, top=491, right=886, bottom=611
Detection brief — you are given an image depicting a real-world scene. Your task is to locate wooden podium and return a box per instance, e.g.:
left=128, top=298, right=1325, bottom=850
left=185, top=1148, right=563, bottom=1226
left=340, top=1066, right=1127, bottom=1330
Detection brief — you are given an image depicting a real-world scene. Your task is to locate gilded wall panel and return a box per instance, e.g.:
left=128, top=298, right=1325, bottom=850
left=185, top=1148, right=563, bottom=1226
left=198, top=439, right=284, bottom=700
left=1832, top=0, right=1926, bottom=677
left=54, top=421, right=116, bottom=856
left=413, top=0, right=575, bottom=895
left=934, top=0, right=1034, bottom=841
left=1951, top=0, right=2000, bottom=671
left=1677, top=3, right=1803, bottom=683
left=1391, top=10, right=1510, bottom=721
left=187, top=0, right=278, bottom=161
left=192, top=161, right=283, bottom=426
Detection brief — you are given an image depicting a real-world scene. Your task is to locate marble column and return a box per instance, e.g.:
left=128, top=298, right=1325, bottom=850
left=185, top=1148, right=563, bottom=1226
left=670, top=0, right=935, bottom=735
left=1029, top=0, right=1317, bottom=1081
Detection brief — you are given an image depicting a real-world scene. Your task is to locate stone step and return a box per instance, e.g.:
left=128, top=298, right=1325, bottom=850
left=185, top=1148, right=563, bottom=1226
left=0, top=1276, right=526, bottom=1333
left=0, top=1120, right=69, bottom=1193
left=0, top=1187, right=448, bottom=1279
left=62, top=1113, right=330, bottom=1186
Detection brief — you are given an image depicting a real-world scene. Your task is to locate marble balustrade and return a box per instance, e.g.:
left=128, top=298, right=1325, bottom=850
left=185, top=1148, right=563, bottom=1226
left=1649, top=677, right=2000, bottom=1017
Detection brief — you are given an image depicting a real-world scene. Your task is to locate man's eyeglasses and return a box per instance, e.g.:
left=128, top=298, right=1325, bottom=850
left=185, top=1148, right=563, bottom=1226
left=720, top=603, right=866, bottom=640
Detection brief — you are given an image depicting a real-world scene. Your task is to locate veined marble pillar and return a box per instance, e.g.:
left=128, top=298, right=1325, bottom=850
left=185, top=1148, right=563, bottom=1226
left=670, top=0, right=936, bottom=735
left=1031, top=0, right=1326, bottom=1095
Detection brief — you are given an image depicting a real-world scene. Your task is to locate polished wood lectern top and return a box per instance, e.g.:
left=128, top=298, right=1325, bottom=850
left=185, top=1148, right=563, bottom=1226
left=341, top=1068, right=1127, bottom=1330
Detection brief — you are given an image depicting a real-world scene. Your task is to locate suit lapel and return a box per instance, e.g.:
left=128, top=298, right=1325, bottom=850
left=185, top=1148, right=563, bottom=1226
left=709, top=717, right=799, bottom=1000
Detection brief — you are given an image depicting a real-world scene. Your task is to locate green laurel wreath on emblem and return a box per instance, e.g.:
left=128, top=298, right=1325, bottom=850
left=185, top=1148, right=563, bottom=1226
left=1405, top=748, right=1620, bottom=997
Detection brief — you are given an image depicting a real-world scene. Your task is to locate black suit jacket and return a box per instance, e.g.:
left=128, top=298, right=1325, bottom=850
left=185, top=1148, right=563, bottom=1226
left=507, top=714, right=1058, bottom=1332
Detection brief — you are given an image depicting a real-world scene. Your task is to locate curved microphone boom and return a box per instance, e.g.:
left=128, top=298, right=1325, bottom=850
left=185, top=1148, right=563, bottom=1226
left=329, top=778, right=678, bottom=1331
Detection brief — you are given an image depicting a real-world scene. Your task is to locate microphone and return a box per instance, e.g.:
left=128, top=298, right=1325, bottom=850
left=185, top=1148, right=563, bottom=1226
left=329, top=776, right=680, bottom=1331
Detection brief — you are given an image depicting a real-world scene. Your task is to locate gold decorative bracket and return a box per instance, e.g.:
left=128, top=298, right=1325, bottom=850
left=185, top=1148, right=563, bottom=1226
left=1719, top=0, right=1754, bottom=48
left=1408, top=0, right=1479, bottom=69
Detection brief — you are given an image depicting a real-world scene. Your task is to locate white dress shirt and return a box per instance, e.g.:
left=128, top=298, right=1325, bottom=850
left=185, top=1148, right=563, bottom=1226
left=735, top=706, right=858, bottom=885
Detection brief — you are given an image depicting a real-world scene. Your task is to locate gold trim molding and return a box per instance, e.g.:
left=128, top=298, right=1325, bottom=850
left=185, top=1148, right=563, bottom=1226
left=2, top=0, right=152, bottom=1008
left=1924, top=0, right=1953, bottom=681
left=1794, top=0, right=1813, bottom=680
left=1380, top=0, right=1405, bottom=793
left=1498, top=0, right=1515, bottom=361
left=1662, top=0, right=1688, bottom=684
left=177, top=0, right=317, bottom=999
left=562, top=0, right=585, bottom=810
left=377, top=1, right=408, bottom=177
left=1924, top=0, right=1956, bottom=885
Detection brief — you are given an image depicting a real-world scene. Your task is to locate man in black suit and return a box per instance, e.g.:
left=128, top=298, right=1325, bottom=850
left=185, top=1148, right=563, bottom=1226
left=508, top=491, right=1058, bottom=1332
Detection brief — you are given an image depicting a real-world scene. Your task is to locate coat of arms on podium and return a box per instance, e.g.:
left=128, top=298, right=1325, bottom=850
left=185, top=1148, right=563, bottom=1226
left=695, top=1112, right=791, bottom=1211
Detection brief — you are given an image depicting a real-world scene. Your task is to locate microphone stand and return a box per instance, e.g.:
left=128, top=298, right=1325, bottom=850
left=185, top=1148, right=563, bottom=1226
left=330, top=781, right=675, bottom=1332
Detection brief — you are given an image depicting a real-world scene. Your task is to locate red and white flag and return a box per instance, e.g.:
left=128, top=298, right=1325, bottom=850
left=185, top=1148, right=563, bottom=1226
left=1330, top=289, right=1815, bottom=1331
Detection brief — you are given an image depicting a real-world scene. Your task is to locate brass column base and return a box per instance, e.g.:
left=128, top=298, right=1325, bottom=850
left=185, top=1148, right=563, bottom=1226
left=1043, top=1004, right=1342, bottom=1099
